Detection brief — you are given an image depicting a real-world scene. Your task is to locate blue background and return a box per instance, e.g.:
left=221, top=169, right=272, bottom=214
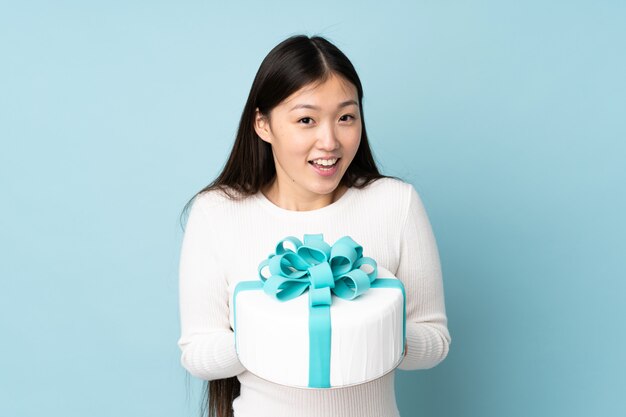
left=1, top=1, right=624, bottom=416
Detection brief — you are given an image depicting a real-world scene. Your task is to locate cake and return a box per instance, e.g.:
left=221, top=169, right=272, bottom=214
left=228, top=234, right=406, bottom=389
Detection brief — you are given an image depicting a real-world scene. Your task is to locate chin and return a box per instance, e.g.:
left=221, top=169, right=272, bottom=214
left=309, top=182, right=341, bottom=196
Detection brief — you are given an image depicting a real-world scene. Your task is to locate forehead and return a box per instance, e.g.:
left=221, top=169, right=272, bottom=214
left=280, top=74, right=358, bottom=107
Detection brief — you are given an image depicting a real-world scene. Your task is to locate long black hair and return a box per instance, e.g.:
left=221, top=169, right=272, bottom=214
left=180, top=34, right=393, bottom=417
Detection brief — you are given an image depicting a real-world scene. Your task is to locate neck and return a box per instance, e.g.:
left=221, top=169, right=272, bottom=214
left=262, top=180, right=347, bottom=211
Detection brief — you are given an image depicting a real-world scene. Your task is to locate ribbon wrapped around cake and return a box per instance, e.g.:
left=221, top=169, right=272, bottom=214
left=231, top=233, right=406, bottom=389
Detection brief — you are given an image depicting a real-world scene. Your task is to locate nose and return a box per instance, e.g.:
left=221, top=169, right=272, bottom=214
left=316, top=123, right=340, bottom=151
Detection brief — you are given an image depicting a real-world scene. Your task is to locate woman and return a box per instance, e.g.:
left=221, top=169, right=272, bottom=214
left=177, top=34, right=451, bottom=417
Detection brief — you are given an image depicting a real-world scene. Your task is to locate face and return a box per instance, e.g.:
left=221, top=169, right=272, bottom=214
left=254, top=73, right=362, bottom=200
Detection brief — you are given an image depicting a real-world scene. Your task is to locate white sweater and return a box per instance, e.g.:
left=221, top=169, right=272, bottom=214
left=177, top=177, right=451, bottom=417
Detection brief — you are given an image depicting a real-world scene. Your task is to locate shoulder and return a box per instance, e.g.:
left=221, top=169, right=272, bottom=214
left=356, top=177, right=415, bottom=205
left=362, top=176, right=412, bottom=191
left=356, top=177, right=428, bottom=222
left=188, top=186, right=255, bottom=216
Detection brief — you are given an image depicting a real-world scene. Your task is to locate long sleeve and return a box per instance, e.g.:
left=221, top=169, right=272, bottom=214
left=177, top=195, right=246, bottom=380
left=395, top=185, right=451, bottom=370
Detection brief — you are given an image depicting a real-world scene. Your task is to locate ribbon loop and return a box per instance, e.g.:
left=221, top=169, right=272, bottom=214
left=298, top=234, right=331, bottom=265
left=257, top=234, right=378, bottom=302
left=353, top=256, right=378, bottom=283
left=309, top=286, right=332, bottom=307
left=308, top=262, right=335, bottom=290
left=275, top=236, right=303, bottom=255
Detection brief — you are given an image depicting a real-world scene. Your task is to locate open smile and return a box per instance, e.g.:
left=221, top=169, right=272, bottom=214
left=308, top=158, right=341, bottom=177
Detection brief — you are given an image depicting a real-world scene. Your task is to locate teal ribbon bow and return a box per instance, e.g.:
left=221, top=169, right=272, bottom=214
left=257, top=233, right=378, bottom=388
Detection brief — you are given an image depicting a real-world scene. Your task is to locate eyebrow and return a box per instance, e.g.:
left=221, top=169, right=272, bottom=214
left=289, top=99, right=358, bottom=112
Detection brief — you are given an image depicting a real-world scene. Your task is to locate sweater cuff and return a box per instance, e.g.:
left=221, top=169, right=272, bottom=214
left=397, top=323, right=450, bottom=371
left=179, top=331, right=246, bottom=380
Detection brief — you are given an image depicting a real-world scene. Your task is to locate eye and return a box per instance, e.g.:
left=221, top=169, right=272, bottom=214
left=298, top=117, right=313, bottom=125
left=339, top=114, right=356, bottom=122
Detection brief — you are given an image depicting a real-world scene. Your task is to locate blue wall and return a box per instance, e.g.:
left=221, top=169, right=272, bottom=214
left=1, top=1, right=624, bottom=416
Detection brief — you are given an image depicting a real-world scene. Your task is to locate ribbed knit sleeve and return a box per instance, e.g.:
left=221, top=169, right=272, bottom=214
left=395, top=185, right=451, bottom=370
left=177, top=195, right=246, bottom=380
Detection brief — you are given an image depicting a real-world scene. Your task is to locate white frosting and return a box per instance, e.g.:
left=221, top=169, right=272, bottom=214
left=230, top=266, right=405, bottom=388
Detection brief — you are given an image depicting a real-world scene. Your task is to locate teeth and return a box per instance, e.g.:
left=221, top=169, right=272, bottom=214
left=312, top=158, right=338, bottom=166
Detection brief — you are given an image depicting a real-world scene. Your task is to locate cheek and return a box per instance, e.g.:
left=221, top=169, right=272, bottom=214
left=273, top=129, right=311, bottom=160
left=345, top=129, right=362, bottom=153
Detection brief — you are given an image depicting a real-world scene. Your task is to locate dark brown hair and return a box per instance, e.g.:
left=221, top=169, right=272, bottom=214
left=181, top=33, right=393, bottom=417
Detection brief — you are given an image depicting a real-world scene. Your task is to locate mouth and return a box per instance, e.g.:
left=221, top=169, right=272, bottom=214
left=308, top=157, right=340, bottom=170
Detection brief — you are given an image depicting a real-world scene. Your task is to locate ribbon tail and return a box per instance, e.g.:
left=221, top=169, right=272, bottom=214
left=308, top=304, right=331, bottom=388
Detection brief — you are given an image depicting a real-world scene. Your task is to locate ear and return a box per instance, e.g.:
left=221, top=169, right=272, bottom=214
left=254, top=108, right=272, bottom=144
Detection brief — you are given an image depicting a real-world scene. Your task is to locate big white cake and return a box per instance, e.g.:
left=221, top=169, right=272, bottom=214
left=229, top=263, right=406, bottom=389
